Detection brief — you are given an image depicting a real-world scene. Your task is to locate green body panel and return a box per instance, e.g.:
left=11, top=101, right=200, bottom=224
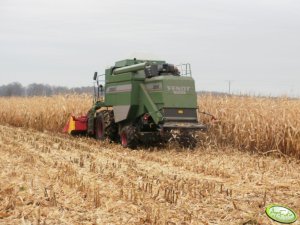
left=139, top=83, right=163, bottom=124
left=145, top=76, right=197, bottom=108
left=101, top=59, right=198, bottom=125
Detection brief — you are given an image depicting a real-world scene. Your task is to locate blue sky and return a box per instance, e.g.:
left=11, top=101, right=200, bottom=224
left=0, top=0, right=299, bottom=96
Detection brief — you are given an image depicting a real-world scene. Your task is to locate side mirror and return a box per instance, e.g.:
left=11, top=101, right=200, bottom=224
left=93, top=72, right=98, bottom=80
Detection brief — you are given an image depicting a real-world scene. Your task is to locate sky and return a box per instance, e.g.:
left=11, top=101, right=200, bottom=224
left=0, top=0, right=300, bottom=97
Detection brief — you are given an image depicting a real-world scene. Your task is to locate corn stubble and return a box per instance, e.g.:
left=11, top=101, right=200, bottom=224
left=0, top=125, right=299, bottom=224
left=0, top=94, right=299, bottom=224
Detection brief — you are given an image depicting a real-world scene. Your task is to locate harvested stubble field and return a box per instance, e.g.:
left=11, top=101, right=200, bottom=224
left=0, top=95, right=299, bottom=225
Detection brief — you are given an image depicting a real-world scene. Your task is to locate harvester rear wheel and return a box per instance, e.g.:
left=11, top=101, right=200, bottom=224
left=120, top=125, right=138, bottom=149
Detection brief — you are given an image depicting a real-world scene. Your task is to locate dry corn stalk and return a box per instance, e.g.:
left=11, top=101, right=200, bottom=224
left=0, top=94, right=299, bottom=157
left=199, top=95, right=300, bottom=157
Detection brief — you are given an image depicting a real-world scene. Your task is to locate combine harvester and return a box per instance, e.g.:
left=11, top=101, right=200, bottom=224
left=64, top=58, right=207, bottom=148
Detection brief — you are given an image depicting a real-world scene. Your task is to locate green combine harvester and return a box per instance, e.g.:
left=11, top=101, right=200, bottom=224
left=63, top=58, right=207, bottom=148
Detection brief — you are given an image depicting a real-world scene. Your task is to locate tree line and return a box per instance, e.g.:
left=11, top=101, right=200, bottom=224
left=0, top=82, right=94, bottom=97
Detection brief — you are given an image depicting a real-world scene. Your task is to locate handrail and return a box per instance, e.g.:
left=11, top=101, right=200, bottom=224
left=177, top=63, right=192, bottom=76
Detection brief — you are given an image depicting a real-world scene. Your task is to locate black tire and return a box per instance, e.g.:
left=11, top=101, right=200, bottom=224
left=95, top=114, right=105, bottom=140
left=120, top=125, right=138, bottom=149
left=103, top=110, right=118, bottom=142
left=95, top=110, right=118, bottom=141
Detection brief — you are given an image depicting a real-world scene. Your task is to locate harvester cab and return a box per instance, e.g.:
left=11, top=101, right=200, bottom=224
left=64, top=58, right=207, bottom=148
left=93, top=72, right=104, bottom=102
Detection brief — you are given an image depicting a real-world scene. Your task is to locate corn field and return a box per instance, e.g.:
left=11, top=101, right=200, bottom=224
left=0, top=94, right=299, bottom=158
left=0, top=95, right=299, bottom=224
left=0, top=94, right=92, bottom=132
left=199, top=95, right=300, bottom=158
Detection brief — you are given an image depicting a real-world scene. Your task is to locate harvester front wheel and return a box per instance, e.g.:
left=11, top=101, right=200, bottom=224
left=120, top=125, right=138, bottom=149
left=95, top=114, right=105, bottom=140
left=103, top=110, right=118, bottom=142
